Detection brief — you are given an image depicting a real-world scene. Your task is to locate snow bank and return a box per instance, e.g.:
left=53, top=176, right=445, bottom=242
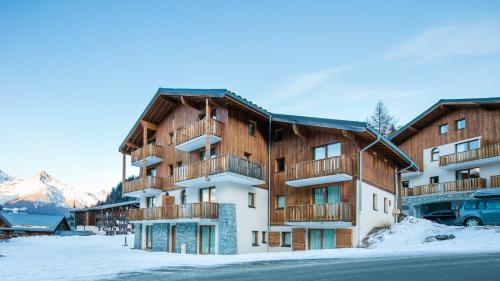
left=1, top=217, right=500, bottom=281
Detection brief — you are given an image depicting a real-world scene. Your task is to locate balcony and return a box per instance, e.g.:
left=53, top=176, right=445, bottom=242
left=439, top=143, right=500, bottom=170
left=174, top=119, right=223, bottom=152
left=285, top=155, right=353, bottom=187
left=285, top=202, right=352, bottom=227
left=131, top=144, right=164, bottom=168
left=174, top=154, right=265, bottom=188
left=403, top=178, right=487, bottom=197
left=123, top=176, right=164, bottom=198
left=128, top=202, right=218, bottom=222
left=492, top=175, right=500, bottom=188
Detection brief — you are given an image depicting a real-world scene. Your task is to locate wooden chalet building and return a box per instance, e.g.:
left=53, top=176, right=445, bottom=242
left=119, top=88, right=417, bottom=254
left=72, top=200, right=139, bottom=234
left=390, top=97, right=500, bottom=218
left=0, top=213, right=70, bottom=239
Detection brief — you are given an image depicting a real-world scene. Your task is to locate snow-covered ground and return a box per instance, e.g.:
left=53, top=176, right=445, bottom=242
left=1, top=217, right=500, bottom=281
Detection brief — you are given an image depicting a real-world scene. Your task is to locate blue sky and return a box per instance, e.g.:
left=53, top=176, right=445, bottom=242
left=1, top=1, right=500, bottom=193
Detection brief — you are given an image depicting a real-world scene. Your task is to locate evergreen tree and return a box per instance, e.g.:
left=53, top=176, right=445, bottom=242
left=96, top=176, right=136, bottom=206
left=367, top=101, right=399, bottom=137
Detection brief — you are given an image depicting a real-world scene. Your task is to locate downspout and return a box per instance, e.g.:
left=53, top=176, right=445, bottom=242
left=357, top=133, right=381, bottom=247
left=394, top=162, right=418, bottom=222
left=267, top=115, right=272, bottom=252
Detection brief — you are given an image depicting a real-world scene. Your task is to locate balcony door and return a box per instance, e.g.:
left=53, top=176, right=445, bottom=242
left=200, top=187, right=216, bottom=203
left=309, top=229, right=336, bottom=250
left=314, top=186, right=341, bottom=204
left=456, top=168, right=480, bottom=180
left=455, top=139, right=479, bottom=153
left=199, top=225, right=215, bottom=254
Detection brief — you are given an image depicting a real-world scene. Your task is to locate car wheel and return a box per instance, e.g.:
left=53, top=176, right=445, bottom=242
left=464, top=217, right=482, bottom=227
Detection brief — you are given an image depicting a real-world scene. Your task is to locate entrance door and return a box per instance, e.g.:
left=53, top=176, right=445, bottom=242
left=145, top=225, right=153, bottom=249
left=199, top=225, right=215, bottom=254
left=309, top=229, right=321, bottom=250
left=171, top=225, right=176, bottom=252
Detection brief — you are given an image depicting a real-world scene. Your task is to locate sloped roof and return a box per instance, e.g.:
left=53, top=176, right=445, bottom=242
left=119, top=88, right=418, bottom=169
left=0, top=213, right=67, bottom=232
left=390, top=97, right=500, bottom=144
left=73, top=200, right=139, bottom=212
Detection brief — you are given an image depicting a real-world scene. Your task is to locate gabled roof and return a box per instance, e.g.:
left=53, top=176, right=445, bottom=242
left=390, top=97, right=500, bottom=144
left=119, top=88, right=418, bottom=170
left=0, top=213, right=67, bottom=232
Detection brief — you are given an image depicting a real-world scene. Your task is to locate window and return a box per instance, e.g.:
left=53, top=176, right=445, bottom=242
left=384, top=197, right=389, bottom=213
left=281, top=232, right=291, bottom=247
left=464, top=201, right=477, bottom=210
left=402, top=181, right=410, bottom=188
left=488, top=200, right=500, bottom=209
left=169, top=132, right=174, bottom=145
left=274, top=128, right=284, bottom=141
left=252, top=231, right=259, bottom=246
left=176, top=161, right=183, bottom=167
left=276, top=196, right=285, bottom=209
left=262, top=231, right=267, bottom=244
left=248, top=193, right=255, bottom=208
left=200, top=148, right=216, bottom=160
left=456, top=139, right=480, bottom=153
left=456, top=168, right=480, bottom=180
left=430, top=176, right=439, bottom=184
left=146, top=196, right=155, bottom=208
left=168, top=164, right=174, bottom=176
left=200, top=187, right=216, bottom=202
left=372, top=193, right=378, bottom=211
left=456, top=119, right=466, bottom=130
left=248, top=120, right=256, bottom=136
left=147, top=168, right=157, bottom=177
left=439, top=124, right=448, bottom=135
left=275, top=158, right=285, bottom=173
left=314, top=142, right=341, bottom=160
left=181, top=189, right=187, bottom=204
left=431, top=148, right=439, bottom=162
left=244, top=152, right=251, bottom=160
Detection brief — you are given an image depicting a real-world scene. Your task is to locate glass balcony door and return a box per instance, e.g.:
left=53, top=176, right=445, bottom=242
left=200, top=225, right=215, bottom=254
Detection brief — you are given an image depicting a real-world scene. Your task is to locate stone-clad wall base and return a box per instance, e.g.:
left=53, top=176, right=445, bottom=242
left=133, top=223, right=142, bottom=249
left=403, top=191, right=476, bottom=216
left=152, top=223, right=169, bottom=252
left=175, top=222, right=198, bottom=254
left=218, top=203, right=237, bottom=255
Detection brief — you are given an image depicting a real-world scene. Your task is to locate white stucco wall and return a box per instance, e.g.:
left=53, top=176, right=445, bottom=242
left=357, top=181, right=395, bottom=244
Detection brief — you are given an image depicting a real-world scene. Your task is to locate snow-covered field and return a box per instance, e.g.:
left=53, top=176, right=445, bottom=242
left=1, top=217, right=500, bottom=281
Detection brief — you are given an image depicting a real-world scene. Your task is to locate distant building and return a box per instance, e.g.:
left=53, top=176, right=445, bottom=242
left=72, top=200, right=139, bottom=234
left=0, top=213, right=70, bottom=239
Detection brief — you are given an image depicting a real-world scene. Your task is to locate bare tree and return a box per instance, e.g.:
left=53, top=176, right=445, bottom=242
left=367, top=101, right=399, bottom=137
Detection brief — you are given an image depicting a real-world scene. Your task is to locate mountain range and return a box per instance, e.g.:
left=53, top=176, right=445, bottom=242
left=0, top=170, right=106, bottom=216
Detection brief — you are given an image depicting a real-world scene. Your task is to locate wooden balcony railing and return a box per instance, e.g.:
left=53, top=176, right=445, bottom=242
left=128, top=202, right=219, bottom=221
left=439, top=143, right=500, bottom=167
left=491, top=175, right=500, bottom=187
left=174, top=154, right=265, bottom=182
left=286, top=155, right=353, bottom=182
left=123, top=176, right=163, bottom=194
left=131, top=144, right=164, bottom=163
left=285, top=202, right=351, bottom=222
left=404, top=178, right=487, bottom=197
left=174, top=119, right=223, bottom=145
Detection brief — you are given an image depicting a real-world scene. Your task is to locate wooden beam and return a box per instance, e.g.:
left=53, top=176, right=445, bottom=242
left=292, top=123, right=307, bottom=139
left=122, top=153, right=126, bottom=194
left=408, top=126, right=419, bottom=133
left=181, top=96, right=201, bottom=110
left=126, top=142, right=139, bottom=149
left=205, top=98, right=211, bottom=180
left=142, top=123, right=147, bottom=184
left=140, top=120, right=158, bottom=131
left=341, top=130, right=356, bottom=141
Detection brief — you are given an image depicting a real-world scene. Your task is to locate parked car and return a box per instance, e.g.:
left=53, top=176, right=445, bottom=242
left=456, top=198, right=500, bottom=227
left=422, top=210, right=457, bottom=225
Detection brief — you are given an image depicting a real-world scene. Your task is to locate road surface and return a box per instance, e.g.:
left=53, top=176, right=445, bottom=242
left=107, top=252, right=500, bottom=281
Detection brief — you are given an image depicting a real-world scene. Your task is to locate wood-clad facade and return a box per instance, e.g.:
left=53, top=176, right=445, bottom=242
left=120, top=88, right=416, bottom=253
left=390, top=98, right=500, bottom=218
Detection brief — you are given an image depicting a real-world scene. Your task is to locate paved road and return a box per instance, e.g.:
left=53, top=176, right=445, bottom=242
left=107, top=252, right=500, bottom=281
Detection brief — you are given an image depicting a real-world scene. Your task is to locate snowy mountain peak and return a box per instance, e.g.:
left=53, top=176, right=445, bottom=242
left=0, top=170, right=15, bottom=183
left=0, top=170, right=106, bottom=214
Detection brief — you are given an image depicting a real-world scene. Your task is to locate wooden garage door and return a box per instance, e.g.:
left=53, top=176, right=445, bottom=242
left=292, top=228, right=306, bottom=251
left=335, top=229, right=352, bottom=248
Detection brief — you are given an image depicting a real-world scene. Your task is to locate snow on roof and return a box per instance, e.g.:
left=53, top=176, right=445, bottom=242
left=73, top=200, right=140, bottom=212
left=0, top=213, right=66, bottom=232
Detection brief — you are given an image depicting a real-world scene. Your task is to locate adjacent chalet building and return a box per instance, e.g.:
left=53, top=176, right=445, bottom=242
left=390, top=98, right=500, bottom=218
left=0, top=213, right=70, bottom=239
left=72, top=200, right=140, bottom=234
left=119, top=88, right=417, bottom=254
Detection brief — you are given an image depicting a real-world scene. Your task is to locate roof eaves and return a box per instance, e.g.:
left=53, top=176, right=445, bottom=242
left=367, top=126, right=419, bottom=170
